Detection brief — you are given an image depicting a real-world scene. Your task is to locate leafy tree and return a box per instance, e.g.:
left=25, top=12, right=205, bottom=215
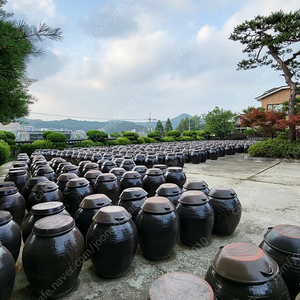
left=86, top=130, right=108, bottom=142
left=42, top=130, right=54, bottom=140
left=204, top=107, right=237, bottom=138
left=122, top=131, right=139, bottom=144
left=164, top=118, right=173, bottom=133
left=166, top=130, right=181, bottom=138
left=190, top=115, right=205, bottom=130
left=229, top=10, right=300, bottom=141
left=155, top=120, right=165, bottom=137
left=110, top=132, right=121, bottom=138
left=176, top=116, right=190, bottom=132
left=0, top=0, right=63, bottom=124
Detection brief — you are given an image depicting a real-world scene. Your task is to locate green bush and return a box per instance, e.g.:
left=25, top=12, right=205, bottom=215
left=122, top=131, right=139, bottom=139
left=46, top=132, right=67, bottom=142
left=166, top=130, right=181, bottom=137
left=182, top=130, right=197, bottom=139
left=86, top=130, right=108, bottom=142
left=73, top=140, right=94, bottom=147
left=20, top=140, right=53, bottom=156
left=162, top=136, right=175, bottom=142
left=0, top=141, right=10, bottom=165
left=42, top=130, right=54, bottom=140
left=137, top=137, right=147, bottom=144
left=115, top=137, right=131, bottom=145
left=182, top=136, right=195, bottom=141
left=147, top=131, right=162, bottom=141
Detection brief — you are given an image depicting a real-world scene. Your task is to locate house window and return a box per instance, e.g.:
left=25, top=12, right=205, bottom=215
left=267, top=104, right=283, bottom=112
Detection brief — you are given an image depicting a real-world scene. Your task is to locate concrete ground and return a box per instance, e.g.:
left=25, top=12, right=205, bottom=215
left=1, top=153, right=300, bottom=300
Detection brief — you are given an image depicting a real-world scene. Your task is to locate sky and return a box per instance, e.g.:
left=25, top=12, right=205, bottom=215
left=4, top=0, right=300, bottom=122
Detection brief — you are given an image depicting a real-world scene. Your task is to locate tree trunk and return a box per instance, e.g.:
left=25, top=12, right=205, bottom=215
left=288, top=82, right=297, bottom=142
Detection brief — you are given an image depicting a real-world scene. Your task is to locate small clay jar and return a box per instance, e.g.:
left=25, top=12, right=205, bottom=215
left=153, top=164, right=167, bottom=176
left=22, top=176, right=50, bottom=204
left=208, top=187, right=242, bottom=236
left=134, top=154, right=146, bottom=166
left=0, top=187, right=26, bottom=226
left=63, top=178, right=94, bottom=217
left=145, top=155, right=158, bottom=169
left=109, top=167, right=126, bottom=182
left=82, top=162, right=99, bottom=176
left=22, top=215, right=85, bottom=299
left=119, top=159, right=136, bottom=171
left=50, top=157, right=66, bottom=172
left=33, top=165, right=56, bottom=181
left=56, top=162, right=72, bottom=176
left=0, top=210, right=21, bottom=262
left=165, top=153, right=177, bottom=167
left=0, top=181, right=15, bottom=189
left=56, top=173, right=79, bottom=193
left=27, top=182, right=64, bottom=213
left=86, top=206, right=138, bottom=278
left=60, top=164, right=79, bottom=176
left=182, top=180, right=210, bottom=195
left=118, top=187, right=148, bottom=222
left=93, top=174, right=120, bottom=205
left=0, top=241, right=15, bottom=300
left=74, top=194, right=112, bottom=240
left=176, top=191, right=214, bottom=247
left=22, top=201, right=70, bottom=243
left=78, top=160, right=92, bottom=176
left=4, top=169, right=30, bottom=193
left=84, top=170, right=102, bottom=187
left=100, top=161, right=117, bottom=173
left=164, top=167, right=186, bottom=189
left=135, top=197, right=179, bottom=260
left=156, top=152, right=165, bottom=165
left=142, top=168, right=166, bottom=197
left=155, top=183, right=181, bottom=206
left=199, top=149, right=207, bottom=163
left=120, top=171, right=143, bottom=193
left=132, top=165, right=148, bottom=179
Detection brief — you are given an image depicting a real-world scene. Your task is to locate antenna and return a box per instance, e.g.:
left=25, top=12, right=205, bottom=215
left=146, top=113, right=157, bottom=132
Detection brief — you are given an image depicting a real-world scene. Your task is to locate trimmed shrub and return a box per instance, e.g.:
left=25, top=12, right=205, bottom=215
left=73, top=140, right=94, bottom=148
left=115, top=137, right=131, bottom=145
left=42, top=130, right=54, bottom=140
left=137, top=137, right=147, bottom=144
left=182, top=136, right=195, bottom=141
left=46, top=132, right=67, bottom=143
left=147, top=131, right=162, bottom=141
left=0, top=141, right=10, bottom=165
left=20, top=140, right=53, bottom=156
left=162, top=136, right=175, bottom=142
left=86, top=130, right=108, bottom=142
left=166, top=130, right=181, bottom=137
left=182, top=130, right=197, bottom=140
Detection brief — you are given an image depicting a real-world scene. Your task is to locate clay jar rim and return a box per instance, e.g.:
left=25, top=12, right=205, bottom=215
left=57, top=173, right=79, bottom=182
left=95, top=173, right=117, bottom=182
left=0, top=186, right=18, bottom=196
left=166, top=167, right=183, bottom=173
left=141, top=196, right=175, bottom=214
left=92, top=206, right=131, bottom=224
left=208, top=187, right=237, bottom=199
left=7, top=169, right=27, bottom=176
left=183, top=180, right=208, bottom=190
left=263, top=224, right=300, bottom=255
left=132, top=166, right=148, bottom=172
left=211, top=242, right=279, bottom=284
left=32, top=182, right=59, bottom=193
left=145, top=168, right=163, bottom=176
left=120, top=187, right=148, bottom=201
left=155, top=183, right=181, bottom=197
left=25, top=176, right=49, bottom=187
left=121, top=171, right=141, bottom=179
left=30, top=201, right=65, bottom=216
left=84, top=170, right=102, bottom=179
left=0, top=181, right=15, bottom=188
left=33, top=215, right=75, bottom=237
left=109, top=167, right=126, bottom=175
left=79, top=194, right=112, bottom=209
left=66, top=178, right=90, bottom=188
left=178, top=190, right=209, bottom=205
left=0, top=210, right=13, bottom=225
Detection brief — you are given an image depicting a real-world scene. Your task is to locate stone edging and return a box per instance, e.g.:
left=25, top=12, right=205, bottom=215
left=243, top=155, right=300, bottom=163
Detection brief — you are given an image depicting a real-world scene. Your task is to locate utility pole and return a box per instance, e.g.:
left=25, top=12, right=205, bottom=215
left=147, top=113, right=157, bottom=132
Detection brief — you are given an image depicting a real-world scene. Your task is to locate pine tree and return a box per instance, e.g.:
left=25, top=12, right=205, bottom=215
left=155, top=120, right=165, bottom=137
left=164, top=118, right=173, bottom=133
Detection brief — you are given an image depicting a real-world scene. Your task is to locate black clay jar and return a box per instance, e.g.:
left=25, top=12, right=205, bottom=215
left=86, top=206, right=138, bottom=278
left=190, top=150, right=201, bottom=164
left=156, top=152, right=166, bottom=165
left=120, top=159, right=136, bottom=171
left=149, top=272, right=216, bottom=300
left=118, top=187, right=148, bottom=222
left=93, top=174, right=120, bottom=205
left=0, top=181, right=15, bottom=189
left=182, top=179, right=210, bottom=195
left=209, top=148, right=218, bottom=160
left=77, top=160, right=91, bottom=176
left=60, top=164, right=79, bottom=176
left=33, top=165, right=56, bottom=181
left=259, top=224, right=300, bottom=299
left=199, top=149, right=207, bottom=163
left=63, top=178, right=93, bottom=217
left=176, top=191, right=214, bottom=247
left=0, top=187, right=26, bottom=226
left=100, top=161, right=117, bottom=173
left=56, top=173, right=78, bottom=193
left=145, top=155, right=158, bottom=169
left=27, top=181, right=63, bottom=213
left=165, top=153, right=176, bottom=167
left=4, top=169, right=30, bottom=193
left=84, top=170, right=102, bottom=187
left=109, top=167, right=126, bottom=182
left=132, top=165, right=148, bottom=179
left=205, top=243, right=290, bottom=300
left=0, top=241, right=15, bottom=300
left=164, top=167, right=187, bottom=189
left=142, top=168, right=166, bottom=197
left=134, top=154, right=146, bottom=166
left=155, top=183, right=181, bottom=206
left=22, top=176, right=50, bottom=204
left=22, top=215, right=85, bottom=299
left=120, top=171, right=143, bottom=193
left=74, top=194, right=112, bottom=240
left=208, top=187, right=242, bottom=236
left=22, top=201, right=70, bottom=243
left=153, top=164, right=167, bottom=176
left=136, top=197, right=179, bottom=260
left=82, top=162, right=99, bottom=176
left=0, top=210, right=21, bottom=262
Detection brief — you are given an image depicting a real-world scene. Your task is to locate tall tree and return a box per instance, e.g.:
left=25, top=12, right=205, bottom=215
left=0, top=0, right=63, bottom=124
left=155, top=120, right=165, bottom=137
left=189, top=115, right=205, bottom=130
left=176, top=116, right=190, bottom=132
left=204, top=106, right=237, bottom=138
left=164, top=118, right=173, bottom=133
left=229, top=10, right=300, bottom=142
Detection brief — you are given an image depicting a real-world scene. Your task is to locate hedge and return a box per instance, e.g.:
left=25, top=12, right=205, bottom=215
left=0, top=141, right=10, bottom=165
left=20, top=140, right=54, bottom=156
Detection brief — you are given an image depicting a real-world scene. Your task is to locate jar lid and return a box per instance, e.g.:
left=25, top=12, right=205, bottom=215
left=66, top=178, right=89, bottom=188
left=96, top=173, right=117, bottom=182
left=211, top=243, right=278, bottom=284
left=78, top=160, right=91, bottom=166
left=109, top=167, right=126, bottom=175
left=132, top=166, right=148, bottom=172
left=120, top=187, right=148, bottom=200
left=120, top=159, right=135, bottom=165
left=32, top=181, right=59, bottom=193
left=0, top=210, right=13, bottom=225
left=178, top=191, right=208, bottom=205
left=92, top=206, right=131, bottom=224
left=121, top=171, right=141, bottom=179
left=141, top=197, right=175, bottom=214
left=183, top=180, right=208, bottom=190
left=208, top=187, right=236, bottom=199
left=166, top=167, right=183, bottom=173
left=84, top=170, right=102, bottom=179
left=153, top=164, right=167, bottom=170
left=31, top=201, right=65, bottom=216
left=61, top=165, right=78, bottom=171
left=83, top=162, right=99, bottom=169
left=80, top=194, right=112, bottom=209
left=8, top=169, right=26, bottom=176
left=25, top=176, right=49, bottom=187
left=57, top=173, right=78, bottom=182
left=0, top=186, right=18, bottom=196
left=156, top=183, right=181, bottom=197
left=35, top=166, right=54, bottom=174
left=0, top=181, right=15, bottom=188
left=263, top=224, right=300, bottom=254
left=102, top=161, right=116, bottom=166
left=33, top=215, right=75, bottom=237
left=146, top=168, right=163, bottom=176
